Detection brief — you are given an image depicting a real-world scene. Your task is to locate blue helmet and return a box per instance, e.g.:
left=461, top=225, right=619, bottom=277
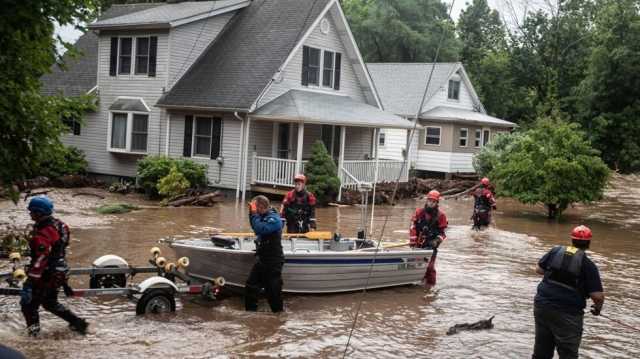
left=28, top=196, right=54, bottom=216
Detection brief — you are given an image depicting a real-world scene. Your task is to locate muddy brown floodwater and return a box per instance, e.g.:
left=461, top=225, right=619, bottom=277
left=1, top=175, right=639, bottom=358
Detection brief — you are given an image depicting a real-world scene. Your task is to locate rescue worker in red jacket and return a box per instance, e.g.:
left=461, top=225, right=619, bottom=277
left=409, top=190, right=448, bottom=287
left=280, top=174, right=317, bottom=233
left=471, top=177, right=497, bottom=230
left=20, top=196, right=88, bottom=336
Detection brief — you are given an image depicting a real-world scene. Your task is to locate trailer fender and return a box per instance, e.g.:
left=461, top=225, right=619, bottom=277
left=92, top=255, right=129, bottom=268
left=136, top=277, right=178, bottom=294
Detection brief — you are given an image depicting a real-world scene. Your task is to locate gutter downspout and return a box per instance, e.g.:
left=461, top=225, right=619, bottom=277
left=234, top=111, right=245, bottom=200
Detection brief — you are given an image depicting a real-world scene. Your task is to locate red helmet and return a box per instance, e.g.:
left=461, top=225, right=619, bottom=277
left=294, top=174, right=306, bottom=183
left=426, top=190, right=440, bottom=202
left=481, top=177, right=490, bottom=186
left=571, top=225, right=592, bottom=241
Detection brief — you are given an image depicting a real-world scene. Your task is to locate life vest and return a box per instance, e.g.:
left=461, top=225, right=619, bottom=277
left=474, top=188, right=491, bottom=211
left=284, top=190, right=313, bottom=218
left=415, top=208, right=443, bottom=245
left=544, top=246, right=585, bottom=293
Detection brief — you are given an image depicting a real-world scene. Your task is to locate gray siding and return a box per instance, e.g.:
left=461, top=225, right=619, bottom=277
left=344, top=127, right=373, bottom=160
left=167, top=113, right=242, bottom=190
left=257, top=11, right=368, bottom=107
left=167, top=13, right=235, bottom=90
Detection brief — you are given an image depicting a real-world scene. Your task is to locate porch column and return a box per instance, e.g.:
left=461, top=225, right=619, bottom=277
left=405, top=128, right=413, bottom=182
left=370, top=128, right=380, bottom=235
left=337, top=125, right=346, bottom=201
left=295, top=123, right=304, bottom=175
left=241, top=117, right=252, bottom=202
left=235, top=116, right=245, bottom=199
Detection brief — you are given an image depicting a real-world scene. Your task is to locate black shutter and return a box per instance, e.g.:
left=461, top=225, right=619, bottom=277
left=183, top=116, right=193, bottom=157
left=73, top=120, right=81, bottom=136
left=109, top=37, right=118, bottom=76
left=301, top=46, right=310, bottom=86
left=148, top=36, right=157, bottom=77
left=210, top=118, right=222, bottom=159
left=334, top=52, right=341, bottom=90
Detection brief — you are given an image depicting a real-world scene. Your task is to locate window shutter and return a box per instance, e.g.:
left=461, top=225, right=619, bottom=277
left=149, top=36, right=157, bottom=77
left=301, top=46, right=310, bottom=86
left=73, top=121, right=81, bottom=136
left=334, top=52, right=341, bottom=90
left=183, top=116, right=193, bottom=157
left=109, top=37, right=118, bottom=76
left=210, top=118, right=222, bottom=159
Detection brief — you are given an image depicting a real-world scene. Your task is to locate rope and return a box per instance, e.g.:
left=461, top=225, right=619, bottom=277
left=341, top=0, right=457, bottom=357
left=599, top=314, right=640, bottom=333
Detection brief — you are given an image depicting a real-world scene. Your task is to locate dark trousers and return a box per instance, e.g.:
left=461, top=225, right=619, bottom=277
left=245, top=260, right=284, bottom=312
left=286, top=220, right=310, bottom=233
left=21, top=283, right=83, bottom=328
left=533, top=305, right=583, bottom=359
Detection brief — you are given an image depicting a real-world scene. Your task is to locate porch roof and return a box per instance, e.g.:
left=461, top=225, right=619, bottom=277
left=251, top=90, right=416, bottom=129
left=420, top=106, right=517, bottom=127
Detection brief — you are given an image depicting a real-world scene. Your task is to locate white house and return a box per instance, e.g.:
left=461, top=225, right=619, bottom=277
left=41, top=0, right=415, bottom=199
left=366, top=62, right=516, bottom=176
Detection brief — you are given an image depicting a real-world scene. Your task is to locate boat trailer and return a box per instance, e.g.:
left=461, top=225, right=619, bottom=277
left=0, top=247, right=225, bottom=315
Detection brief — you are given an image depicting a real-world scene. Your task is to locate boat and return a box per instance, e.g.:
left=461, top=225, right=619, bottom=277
left=169, top=235, right=432, bottom=294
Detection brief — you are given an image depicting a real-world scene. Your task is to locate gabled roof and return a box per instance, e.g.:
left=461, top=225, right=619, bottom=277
left=89, top=0, right=250, bottom=30
left=157, top=0, right=332, bottom=111
left=421, top=106, right=516, bottom=127
left=41, top=3, right=160, bottom=97
left=366, top=62, right=484, bottom=117
left=252, top=90, right=415, bottom=129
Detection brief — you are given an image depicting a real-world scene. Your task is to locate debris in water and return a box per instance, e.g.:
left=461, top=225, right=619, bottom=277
left=446, top=316, right=495, bottom=335
left=96, top=203, right=140, bottom=214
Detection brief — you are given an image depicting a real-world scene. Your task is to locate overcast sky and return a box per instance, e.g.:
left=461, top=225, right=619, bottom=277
left=54, top=0, right=532, bottom=52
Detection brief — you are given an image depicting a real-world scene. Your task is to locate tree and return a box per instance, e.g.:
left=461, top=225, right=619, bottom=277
left=476, top=114, right=610, bottom=218
left=304, top=141, right=341, bottom=205
left=0, top=0, right=98, bottom=200
left=343, top=0, right=460, bottom=62
left=577, top=0, right=640, bottom=172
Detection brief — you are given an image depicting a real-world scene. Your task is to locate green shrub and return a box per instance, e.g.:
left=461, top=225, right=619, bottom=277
left=96, top=203, right=139, bottom=214
left=305, top=141, right=341, bottom=205
left=137, top=156, right=207, bottom=197
left=158, top=166, right=190, bottom=200
left=36, top=146, right=88, bottom=179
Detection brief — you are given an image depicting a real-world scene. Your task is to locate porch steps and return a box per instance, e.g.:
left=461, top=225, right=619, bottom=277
left=250, top=185, right=289, bottom=196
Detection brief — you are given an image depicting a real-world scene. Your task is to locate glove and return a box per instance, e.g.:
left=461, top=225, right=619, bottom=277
left=248, top=201, right=257, bottom=215
left=590, top=304, right=602, bottom=316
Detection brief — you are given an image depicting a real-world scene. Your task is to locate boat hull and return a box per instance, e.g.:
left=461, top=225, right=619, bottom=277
left=171, top=239, right=431, bottom=293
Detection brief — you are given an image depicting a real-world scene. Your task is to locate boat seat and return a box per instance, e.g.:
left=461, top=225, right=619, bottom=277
left=210, top=235, right=236, bottom=249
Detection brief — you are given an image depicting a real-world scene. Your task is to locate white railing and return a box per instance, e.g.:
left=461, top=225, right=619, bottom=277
left=252, top=154, right=306, bottom=187
left=342, top=160, right=408, bottom=184
left=339, top=167, right=363, bottom=191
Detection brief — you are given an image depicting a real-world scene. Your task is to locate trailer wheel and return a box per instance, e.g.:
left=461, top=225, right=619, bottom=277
left=90, top=265, right=127, bottom=289
left=136, top=288, right=176, bottom=315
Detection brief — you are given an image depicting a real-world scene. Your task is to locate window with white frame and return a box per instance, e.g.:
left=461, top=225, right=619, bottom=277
left=378, top=131, right=386, bottom=146
left=459, top=128, right=468, bottom=147
left=109, top=112, right=149, bottom=153
left=302, top=46, right=341, bottom=90
left=135, top=37, right=150, bottom=74
left=448, top=79, right=460, bottom=100
left=110, top=36, right=157, bottom=77
left=183, top=116, right=222, bottom=159
left=322, top=50, right=334, bottom=87
left=475, top=129, right=482, bottom=147
left=483, top=129, right=491, bottom=146
left=425, top=126, right=441, bottom=145
left=194, top=117, right=214, bottom=157
left=118, top=38, right=132, bottom=75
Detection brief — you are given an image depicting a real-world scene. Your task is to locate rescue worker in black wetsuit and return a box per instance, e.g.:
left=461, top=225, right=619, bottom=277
left=280, top=174, right=317, bottom=233
left=245, top=195, right=285, bottom=312
left=532, top=225, right=605, bottom=359
left=471, top=177, right=497, bottom=230
left=21, top=196, right=88, bottom=336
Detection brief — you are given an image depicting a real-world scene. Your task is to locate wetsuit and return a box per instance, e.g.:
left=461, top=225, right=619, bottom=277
left=533, top=246, right=603, bottom=359
left=472, top=186, right=496, bottom=230
left=281, top=189, right=317, bottom=233
left=245, top=208, right=285, bottom=312
left=21, top=217, right=86, bottom=335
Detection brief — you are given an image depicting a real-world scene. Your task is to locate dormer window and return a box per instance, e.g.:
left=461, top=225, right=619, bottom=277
left=302, top=46, right=341, bottom=90
left=110, top=36, right=157, bottom=77
left=448, top=79, right=460, bottom=100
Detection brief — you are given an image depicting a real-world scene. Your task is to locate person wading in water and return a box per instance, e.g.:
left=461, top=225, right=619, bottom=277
left=280, top=174, right=317, bottom=233
left=471, top=177, right=497, bottom=230
left=409, top=190, right=448, bottom=289
left=245, top=195, right=285, bottom=313
left=532, top=225, right=605, bottom=359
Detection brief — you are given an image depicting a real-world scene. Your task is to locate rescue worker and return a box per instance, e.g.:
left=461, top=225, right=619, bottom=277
left=245, top=195, right=285, bottom=313
left=471, top=177, right=497, bottom=230
left=409, top=190, right=448, bottom=287
left=533, top=225, right=605, bottom=359
left=281, top=174, right=317, bottom=233
left=21, top=196, right=88, bottom=336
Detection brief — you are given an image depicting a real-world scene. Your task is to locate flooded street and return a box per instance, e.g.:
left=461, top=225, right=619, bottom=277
left=1, top=175, right=639, bottom=358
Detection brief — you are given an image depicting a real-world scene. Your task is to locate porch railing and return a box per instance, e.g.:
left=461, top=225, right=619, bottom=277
left=251, top=154, right=306, bottom=187
left=342, top=160, right=408, bottom=184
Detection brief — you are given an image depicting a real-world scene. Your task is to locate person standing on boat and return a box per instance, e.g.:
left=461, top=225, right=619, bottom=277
left=21, top=196, right=88, bottom=336
left=280, top=174, right=317, bottom=233
left=532, top=225, right=604, bottom=359
left=409, top=190, right=448, bottom=288
left=246, top=195, right=285, bottom=313
left=471, top=177, right=497, bottom=230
